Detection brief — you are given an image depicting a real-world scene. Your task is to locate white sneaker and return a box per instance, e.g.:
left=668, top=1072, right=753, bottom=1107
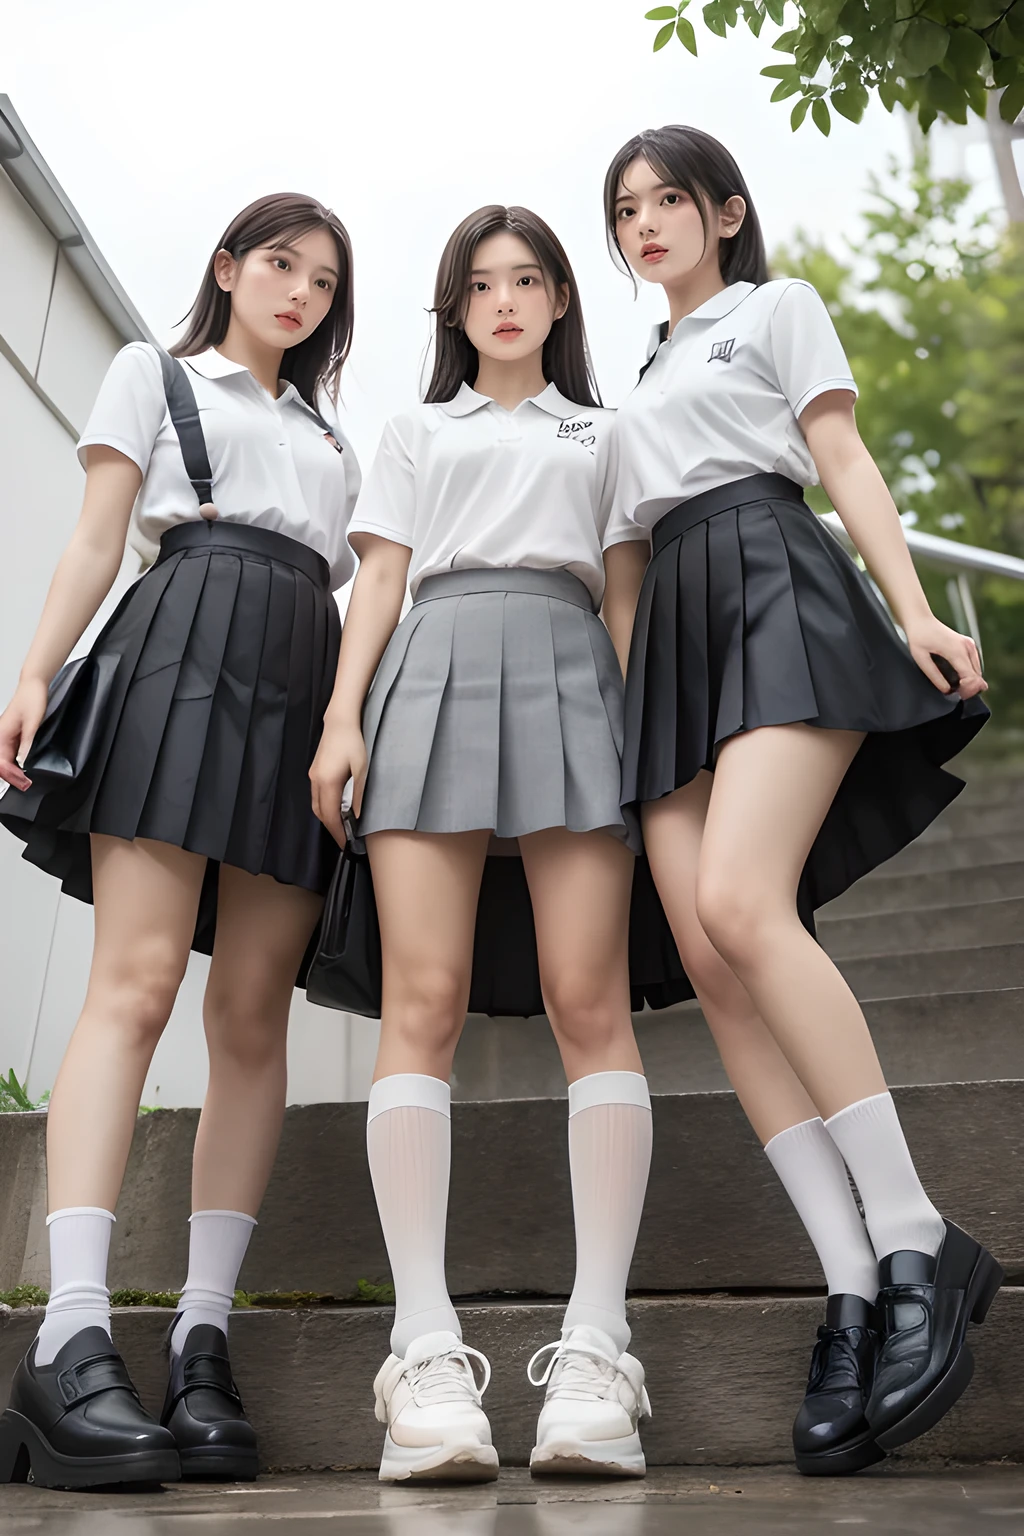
left=528, top=1324, right=651, bottom=1477
left=373, top=1330, right=499, bottom=1482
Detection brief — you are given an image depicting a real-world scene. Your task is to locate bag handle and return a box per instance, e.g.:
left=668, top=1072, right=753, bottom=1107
left=156, top=349, right=216, bottom=514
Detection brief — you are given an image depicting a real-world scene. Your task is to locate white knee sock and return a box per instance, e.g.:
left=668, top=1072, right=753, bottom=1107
left=825, top=1092, right=945, bottom=1260
left=561, top=1071, right=653, bottom=1357
left=35, top=1207, right=116, bottom=1366
left=764, top=1118, right=878, bottom=1302
left=169, top=1209, right=257, bottom=1357
left=366, top=1074, right=461, bottom=1356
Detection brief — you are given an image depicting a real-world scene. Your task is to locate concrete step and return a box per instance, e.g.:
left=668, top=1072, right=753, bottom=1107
left=839, top=942, right=1024, bottom=999
left=4, top=1083, right=1022, bottom=1298
left=3, top=1291, right=1019, bottom=1470
left=872, top=832, right=1024, bottom=877
left=455, top=989, right=1024, bottom=1100
left=824, top=861, right=1024, bottom=917
left=820, top=896, right=1024, bottom=961
left=920, top=802, right=1024, bottom=840
left=957, top=774, right=1022, bottom=808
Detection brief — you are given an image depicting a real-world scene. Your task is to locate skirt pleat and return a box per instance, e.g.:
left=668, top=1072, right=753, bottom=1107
left=623, top=475, right=989, bottom=935
left=0, top=523, right=341, bottom=974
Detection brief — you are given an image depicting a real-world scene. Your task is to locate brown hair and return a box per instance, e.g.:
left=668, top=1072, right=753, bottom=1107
left=604, top=126, right=769, bottom=289
left=171, top=192, right=354, bottom=405
left=424, top=205, right=600, bottom=408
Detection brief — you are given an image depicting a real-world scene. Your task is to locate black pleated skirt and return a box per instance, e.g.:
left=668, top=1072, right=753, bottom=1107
left=624, top=474, right=989, bottom=993
left=0, top=521, right=341, bottom=972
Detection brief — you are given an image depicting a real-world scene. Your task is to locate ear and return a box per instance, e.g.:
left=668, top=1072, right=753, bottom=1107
left=213, top=248, right=237, bottom=294
left=719, top=196, right=747, bottom=241
left=553, top=281, right=570, bottom=323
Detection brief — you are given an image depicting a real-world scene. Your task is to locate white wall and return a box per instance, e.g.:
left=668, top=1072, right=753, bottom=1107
left=0, top=162, right=373, bottom=1108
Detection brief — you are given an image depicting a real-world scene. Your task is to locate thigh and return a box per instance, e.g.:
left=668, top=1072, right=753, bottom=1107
left=518, top=827, right=633, bottom=1001
left=88, top=834, right=206, bottom=991
left=209, top=865, right=324, bottom=1011
left=703, top=723, right=864, bottom=898
left=367, top=828, right=491, bottom=987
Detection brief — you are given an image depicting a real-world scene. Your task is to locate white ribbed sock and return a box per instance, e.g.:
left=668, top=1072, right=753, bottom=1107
left=35, top=1207, right=116, bottom=1366
left=561, top=1071, right=653, bottom=1356
left=764, top=1117, right=878, bottom=1302
left=169, top=1209, right=257, bottom=1357
left=825, top=1091, right=945, bottom=1260
left=366, top=1074, right=461, bottom=1356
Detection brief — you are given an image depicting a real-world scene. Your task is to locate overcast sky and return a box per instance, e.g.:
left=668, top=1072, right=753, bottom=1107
left=3, top=0, right=1004, bottom=462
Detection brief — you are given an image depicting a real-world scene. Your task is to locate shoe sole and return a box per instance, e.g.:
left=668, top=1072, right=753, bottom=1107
left=178, top=1446, right=261, bottom=1481
left=0, top=1409, right=181, bottom=1490
left=378, top=1435, right=499, bottom=1484
left=872, top=1245, right=1003, bottom=1453
left=795, top=1432, right=886, bottom=1477
left=530, top=1433, right=646, bottom=1479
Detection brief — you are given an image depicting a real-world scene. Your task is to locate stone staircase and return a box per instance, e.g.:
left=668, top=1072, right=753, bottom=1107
left=2, top=753, right=1023, bottom=1471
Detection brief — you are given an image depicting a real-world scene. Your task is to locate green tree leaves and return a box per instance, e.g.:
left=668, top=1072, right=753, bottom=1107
left=645, top=0, right=1024, bottom=134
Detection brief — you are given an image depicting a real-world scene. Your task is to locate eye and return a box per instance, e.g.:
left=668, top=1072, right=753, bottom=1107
left=274, top=257, right=291, bottom=270
left=517, top=275, right=536, bottom=287
left=663, top=193, right=683, bottom=207
left=470, top=281, right=489, bottom=293
left=315, top=278, right=332, bottom=291
left=617, top=206, right=635, bottom=221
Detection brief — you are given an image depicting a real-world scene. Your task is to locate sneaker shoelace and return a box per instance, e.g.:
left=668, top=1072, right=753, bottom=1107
left=405, top=1344, right=492, bottom=1406
left=527, top=1339, right=619, bottom=1401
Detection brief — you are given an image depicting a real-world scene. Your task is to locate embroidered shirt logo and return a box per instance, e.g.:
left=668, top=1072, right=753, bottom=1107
left=557, top=418, right=596, bottom=451
left=323, top=432, right=344, bottom=453
left=708, top=338, right=736, bottom=363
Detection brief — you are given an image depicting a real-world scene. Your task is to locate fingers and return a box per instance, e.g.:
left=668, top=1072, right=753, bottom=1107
left=0, top=762, right=31, bottom=792
left=913, top=648, right=953, bottom=694
left=310, top=770, right=347, bottom=849
left=0, top=726, right=30, bottom=791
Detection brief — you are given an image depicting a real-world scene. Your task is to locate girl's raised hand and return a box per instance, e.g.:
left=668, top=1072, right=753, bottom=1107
left=904, top=615, right=988, bottom=700
left=309, top=718, right=368, bottom=848
left=0, top=679, right=49, bottom=792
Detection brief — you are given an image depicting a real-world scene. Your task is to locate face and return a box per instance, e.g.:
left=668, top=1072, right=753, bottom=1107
left=614, top=156, right=745, bottom=288
left=462, top=230, right=568, bottom=366
left=215, top=226, right=341, bottom=349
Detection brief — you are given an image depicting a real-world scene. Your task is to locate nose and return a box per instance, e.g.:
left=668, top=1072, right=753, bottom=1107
left=288, top=278, right=309, bottom=306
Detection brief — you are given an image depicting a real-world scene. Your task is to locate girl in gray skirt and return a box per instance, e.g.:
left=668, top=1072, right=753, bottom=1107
left=310, top=206, right=654, bottom=1483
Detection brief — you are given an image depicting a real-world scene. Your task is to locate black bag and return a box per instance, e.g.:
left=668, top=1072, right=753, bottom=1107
left=25, top=652, right=119, bottom=788
left=305, top=842, right=383, bottom=1018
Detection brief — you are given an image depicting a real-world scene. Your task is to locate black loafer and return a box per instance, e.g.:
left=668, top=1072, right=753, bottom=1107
left=867, top=1218, right=1003, bottom=1451
left=161, top=1323, right=259, bottom=1480
left=0, top=1326, right=180, bottom=1489
left=793, top=1294, right=885, bottom=1476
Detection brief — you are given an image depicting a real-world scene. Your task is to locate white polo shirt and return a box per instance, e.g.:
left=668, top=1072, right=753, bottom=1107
left=615, top=278, right=858, bottom=529
left=77, top=341, right=360, bottom=588
left=347, top=381, right=648, bottom=605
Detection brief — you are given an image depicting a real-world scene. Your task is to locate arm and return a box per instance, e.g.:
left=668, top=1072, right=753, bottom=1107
left=601, top=539, right=650, bottom=677
left=0, top=447, right=140, bottom=789
left=800, top=393, right=986, bottom=699
left=308, top=533, right=411, bottom=845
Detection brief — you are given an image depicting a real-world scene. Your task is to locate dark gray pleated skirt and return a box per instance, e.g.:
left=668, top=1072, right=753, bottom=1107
left=359, top=567, right=640, bottom=850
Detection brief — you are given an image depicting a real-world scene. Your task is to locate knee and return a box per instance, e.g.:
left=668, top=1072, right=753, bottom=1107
left=204, top=981, right=289, bottom=1071
left=543, top=973, right=625, bottom=1055
left=92, top=943, right=186, bottom=1050
left=695, top=873, right=775, bottom=973
left=383, top=965, right=467, bottom=1057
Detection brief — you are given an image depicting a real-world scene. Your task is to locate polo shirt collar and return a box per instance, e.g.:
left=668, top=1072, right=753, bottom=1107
left=183, top=348, right=299, bottom=403
left=647, top=280, right=758, bottom=357
left=439, top=380, right=581, bottom=419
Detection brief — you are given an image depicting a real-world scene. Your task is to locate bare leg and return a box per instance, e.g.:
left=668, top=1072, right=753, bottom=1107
left=696, top=724, right=886, bottom=1119
left=192, top=867, right=323, bottom=1215
left=46, top=835, right=205, bottom=1211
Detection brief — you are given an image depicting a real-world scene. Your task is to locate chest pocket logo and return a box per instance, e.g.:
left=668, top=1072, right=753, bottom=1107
left=708, top=338, right=736, bottom=363
left=557, top=418, right=597, bottom=452
left=323, top=432, right=344, bottom=454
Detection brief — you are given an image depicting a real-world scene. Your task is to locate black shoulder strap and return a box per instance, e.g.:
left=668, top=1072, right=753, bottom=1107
left=156, top=349, right=215, bottom=509
left=636, top=320, right=669, bottom=386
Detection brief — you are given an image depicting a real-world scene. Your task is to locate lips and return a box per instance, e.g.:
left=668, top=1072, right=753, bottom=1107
left=641, top=244, right=668, bottom=263
left=275, top=312, right=303, bottom=331
left=493, top=325, right=523, bottom=338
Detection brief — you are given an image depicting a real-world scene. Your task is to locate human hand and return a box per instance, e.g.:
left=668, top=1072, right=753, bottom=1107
left=904, top=616, right=987, bottom=700
left=0, top=678, right=50, bottom=791
left=309, top=718, right=367, bottom=847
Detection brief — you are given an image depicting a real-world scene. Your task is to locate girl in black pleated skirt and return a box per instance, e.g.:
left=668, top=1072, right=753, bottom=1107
left=0, top=194, right=358, bottom=1490
left=604, top=126, right=1001, bottom=1473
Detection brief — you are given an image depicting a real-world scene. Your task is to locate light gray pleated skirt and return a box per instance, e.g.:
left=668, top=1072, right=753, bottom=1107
left=358, top=567, right=640, bottom=851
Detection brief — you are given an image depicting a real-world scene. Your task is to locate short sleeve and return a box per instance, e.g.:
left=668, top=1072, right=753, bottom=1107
left=347, top=415, right=418, bottom=548
left=76, top=342, right=167, bottom=473
left=597, top=417, right=648, bottom=552
left=768, top=281, right=858, bottom=419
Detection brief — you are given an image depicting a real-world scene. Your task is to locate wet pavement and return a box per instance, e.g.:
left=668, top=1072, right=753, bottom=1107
left=2, top=1465, right=1024, bottom=1534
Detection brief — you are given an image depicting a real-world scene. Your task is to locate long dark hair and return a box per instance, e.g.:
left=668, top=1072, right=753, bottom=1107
left=424, top=205, right=600, bottom=408
left=604, top=126, right=769, bottom=288
left=171, top=193, right=354, bottom=405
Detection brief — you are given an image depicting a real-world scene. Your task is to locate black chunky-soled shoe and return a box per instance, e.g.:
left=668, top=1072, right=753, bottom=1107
left=793, top=1294, right=885, bottom=1476
left=161, top=1323, right=259, bottom=1480
left=0, top=1326, right=180, bottom=1489
left=867, top=1219, right=1003, bottom=1451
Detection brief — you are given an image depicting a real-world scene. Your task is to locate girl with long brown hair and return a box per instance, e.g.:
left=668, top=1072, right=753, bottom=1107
left=310, top=205, right=654, bottom=1483
left=0, top=193, right=358, bottom=1489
